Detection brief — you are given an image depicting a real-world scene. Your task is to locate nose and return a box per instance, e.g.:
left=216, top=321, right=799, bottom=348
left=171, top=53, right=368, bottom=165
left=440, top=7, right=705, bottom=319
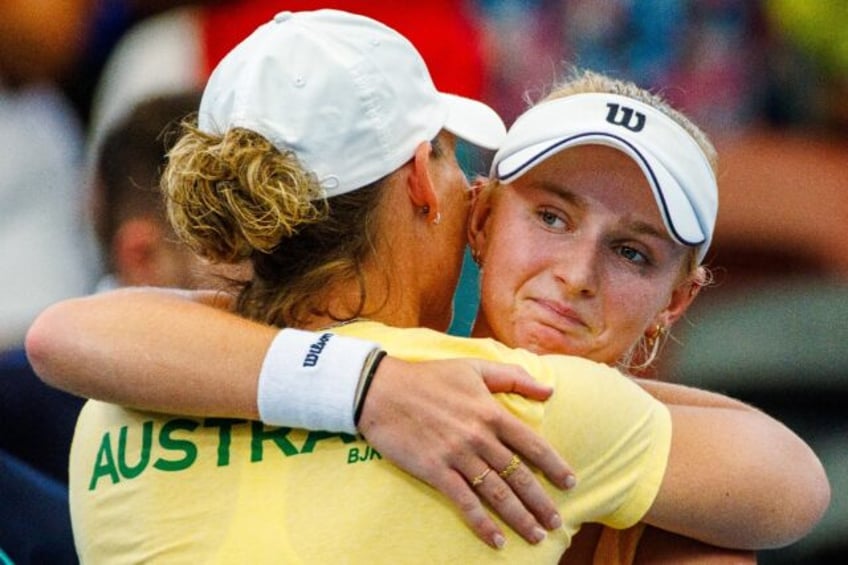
left=552, top=237, right=599, bottom=298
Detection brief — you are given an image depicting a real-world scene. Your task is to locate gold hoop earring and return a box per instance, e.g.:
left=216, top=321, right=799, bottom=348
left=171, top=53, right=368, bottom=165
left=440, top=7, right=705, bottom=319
left=645, top=324, right=666, bottom=354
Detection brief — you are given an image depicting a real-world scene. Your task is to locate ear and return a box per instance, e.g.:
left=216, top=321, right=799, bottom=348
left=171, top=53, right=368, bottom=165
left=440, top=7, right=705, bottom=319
left=654, top=277, right=703, bottom=330
left=406, top=140, right=440, bottom=223
left=112, top=218, right=163, bottom=287
left=467, top=180, right=495, bottom=260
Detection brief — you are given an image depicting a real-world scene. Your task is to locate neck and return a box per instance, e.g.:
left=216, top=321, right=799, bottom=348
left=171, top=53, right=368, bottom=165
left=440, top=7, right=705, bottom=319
left=299, top=261, right=428, bottom=332
left=299, top=171, right=457, bottom=333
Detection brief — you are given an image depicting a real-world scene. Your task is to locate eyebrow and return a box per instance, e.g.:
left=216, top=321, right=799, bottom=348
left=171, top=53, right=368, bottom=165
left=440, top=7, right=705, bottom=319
left=531, top=180, right=585, bottom=208
left=530, top=179, right=674, bottom=243
left=627, top=219, right=670, bottom=242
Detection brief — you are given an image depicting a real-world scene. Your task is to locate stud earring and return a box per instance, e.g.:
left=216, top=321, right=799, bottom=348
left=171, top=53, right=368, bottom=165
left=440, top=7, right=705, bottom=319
left=470, top=247, right=483, bottom=268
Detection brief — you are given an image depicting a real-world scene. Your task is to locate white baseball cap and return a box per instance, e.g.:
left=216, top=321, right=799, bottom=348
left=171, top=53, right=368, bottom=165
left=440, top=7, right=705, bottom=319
left=198, top=9, right=506, bottom=198
left=492, top=93, right=718, bottom=262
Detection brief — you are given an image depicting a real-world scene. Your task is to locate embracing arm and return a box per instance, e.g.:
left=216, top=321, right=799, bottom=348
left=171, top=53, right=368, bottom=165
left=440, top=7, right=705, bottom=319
left=25, top=287, right=573, bottom=548
left=26, top=288, right=267, bottom=418
left=638, top=378, right=830, bottom=550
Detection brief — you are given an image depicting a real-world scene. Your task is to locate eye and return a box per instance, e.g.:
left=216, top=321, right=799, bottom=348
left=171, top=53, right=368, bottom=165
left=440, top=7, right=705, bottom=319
left=537, top=208, right=567, bottom=230
left=617, top=245, right=650, bottom=266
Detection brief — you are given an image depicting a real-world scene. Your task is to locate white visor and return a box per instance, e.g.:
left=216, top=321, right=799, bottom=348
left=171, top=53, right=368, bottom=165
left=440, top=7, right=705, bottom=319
left=492, top=93, right=717, bottom=262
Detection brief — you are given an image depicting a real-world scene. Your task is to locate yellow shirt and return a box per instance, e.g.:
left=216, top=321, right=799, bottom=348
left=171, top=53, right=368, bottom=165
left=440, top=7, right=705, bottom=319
left=69, top=322, right=671, bottom=564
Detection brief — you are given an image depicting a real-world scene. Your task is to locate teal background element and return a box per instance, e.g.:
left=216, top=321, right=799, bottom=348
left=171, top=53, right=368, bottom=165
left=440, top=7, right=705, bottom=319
left=447, top=139, right=488, bottom=337
left=448, top=139, right=495, bottom=337
left=448, top=247, right=481, bottom=337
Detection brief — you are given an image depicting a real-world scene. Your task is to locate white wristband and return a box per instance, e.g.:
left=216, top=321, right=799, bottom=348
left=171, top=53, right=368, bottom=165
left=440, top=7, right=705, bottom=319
left=257, top=328, right=381, bottom=434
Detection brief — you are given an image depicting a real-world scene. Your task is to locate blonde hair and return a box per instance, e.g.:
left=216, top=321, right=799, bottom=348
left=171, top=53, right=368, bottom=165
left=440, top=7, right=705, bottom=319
left=163, top=122, right=386, bottom=327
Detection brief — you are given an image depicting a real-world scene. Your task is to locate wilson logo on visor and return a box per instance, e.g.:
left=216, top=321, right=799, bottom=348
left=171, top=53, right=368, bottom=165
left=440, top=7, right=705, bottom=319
left=605, top=103, right=645, bottom=133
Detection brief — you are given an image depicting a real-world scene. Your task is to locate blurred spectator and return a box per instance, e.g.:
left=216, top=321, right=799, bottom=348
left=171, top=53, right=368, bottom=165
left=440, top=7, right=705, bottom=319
left=90, top=91, right=217, bottom=292
left=1, top=4, right=98, bottom=562
left=0, top=84, right=96, bottom=350
left=57, top=0, right=213, bottom=126
left=1, top=1, right=230, bottom=351
left=0, top=1, right=100, bottom=351
left=3, top=90, right=214, bottom=482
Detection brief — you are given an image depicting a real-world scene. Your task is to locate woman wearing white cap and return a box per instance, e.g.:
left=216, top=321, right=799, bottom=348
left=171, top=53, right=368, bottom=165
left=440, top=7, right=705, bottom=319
left=27, top=10, right=828, bottom=563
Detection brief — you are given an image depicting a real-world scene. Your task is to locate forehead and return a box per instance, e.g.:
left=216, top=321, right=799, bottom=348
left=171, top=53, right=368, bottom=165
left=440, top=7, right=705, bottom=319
left=533, top=144, right=644, bottom=173
left=517, top=145, right=656, bottom=207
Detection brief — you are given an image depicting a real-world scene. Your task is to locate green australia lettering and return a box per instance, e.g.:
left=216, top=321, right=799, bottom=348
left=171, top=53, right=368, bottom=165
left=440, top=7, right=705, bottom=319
left=117, top=421, right=152, bottom=479
left=205, top=418, right=248, bottom=466
left=88, top=418, right=358, bottom=491
left=89, top=432, right=120, bottom=490
left=153, top=418, right=199, bottom=472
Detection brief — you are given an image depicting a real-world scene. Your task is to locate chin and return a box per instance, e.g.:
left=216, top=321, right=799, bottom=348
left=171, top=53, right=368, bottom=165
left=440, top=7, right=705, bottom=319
left=517, top=325, right=586, bottom=357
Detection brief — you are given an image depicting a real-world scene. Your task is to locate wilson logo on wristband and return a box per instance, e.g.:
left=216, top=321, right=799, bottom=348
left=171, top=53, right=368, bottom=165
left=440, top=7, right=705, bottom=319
left=303, top=333, right=333, bottom=367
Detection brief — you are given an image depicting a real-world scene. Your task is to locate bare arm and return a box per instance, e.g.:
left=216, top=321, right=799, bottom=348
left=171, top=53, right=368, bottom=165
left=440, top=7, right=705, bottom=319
left=638, top=378, right=830, bottom=550
left=558, top=378, right=816, bottom=561
left=25, top=287, right=573, bottom=548
left=26, top=288, right=268, bottom=418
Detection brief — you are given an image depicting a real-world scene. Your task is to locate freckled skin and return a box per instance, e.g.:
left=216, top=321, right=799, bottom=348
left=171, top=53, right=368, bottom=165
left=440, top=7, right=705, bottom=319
left=472, top=145, right=696, bottom=363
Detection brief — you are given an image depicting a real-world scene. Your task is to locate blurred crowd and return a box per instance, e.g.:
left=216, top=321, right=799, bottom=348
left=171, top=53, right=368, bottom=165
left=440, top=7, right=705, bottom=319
left=1, top=1, right=846, bottom=563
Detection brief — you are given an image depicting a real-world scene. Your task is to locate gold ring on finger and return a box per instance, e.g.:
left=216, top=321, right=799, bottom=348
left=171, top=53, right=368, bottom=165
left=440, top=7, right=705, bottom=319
left=498, top=454, right=522, bottom=480
left=470, top=467, right=492, bottom=488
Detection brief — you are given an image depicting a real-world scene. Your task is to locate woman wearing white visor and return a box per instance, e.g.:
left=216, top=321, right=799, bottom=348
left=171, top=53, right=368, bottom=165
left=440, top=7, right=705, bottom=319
left=27, top=14, right=828, bottom=562
left=472, top=70, right=717, bottom=370
left=468, top=69, right=753, bottom=562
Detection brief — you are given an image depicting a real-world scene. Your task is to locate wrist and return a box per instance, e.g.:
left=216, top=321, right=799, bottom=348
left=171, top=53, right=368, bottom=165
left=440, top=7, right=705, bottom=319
left=257, top=328, right=382, bottom=433
left=353, top=349, right=388, bottom=427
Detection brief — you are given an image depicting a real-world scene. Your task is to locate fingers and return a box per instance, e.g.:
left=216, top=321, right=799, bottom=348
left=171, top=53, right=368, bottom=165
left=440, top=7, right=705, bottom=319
left=477, top=360, right=553, bottom=401
left=469, top=453, right=563, bottom=542
left=471, top=359, right=577, bottom=536
left=437, top=460, right=550, bottom=549
left=503, top=413, right=577, bottom=492
left=435, top=471, right=507, bottom=549
left=357, top=356, right=575, bottom=549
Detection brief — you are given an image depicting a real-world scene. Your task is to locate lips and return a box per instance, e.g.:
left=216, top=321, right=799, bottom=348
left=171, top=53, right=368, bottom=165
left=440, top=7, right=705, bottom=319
left=528, top=297, right=589, bottom=332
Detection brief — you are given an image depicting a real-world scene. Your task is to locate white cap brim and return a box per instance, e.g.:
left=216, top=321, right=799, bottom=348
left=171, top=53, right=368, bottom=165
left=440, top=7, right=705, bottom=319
left=441, top=93, right=506, bottom=151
